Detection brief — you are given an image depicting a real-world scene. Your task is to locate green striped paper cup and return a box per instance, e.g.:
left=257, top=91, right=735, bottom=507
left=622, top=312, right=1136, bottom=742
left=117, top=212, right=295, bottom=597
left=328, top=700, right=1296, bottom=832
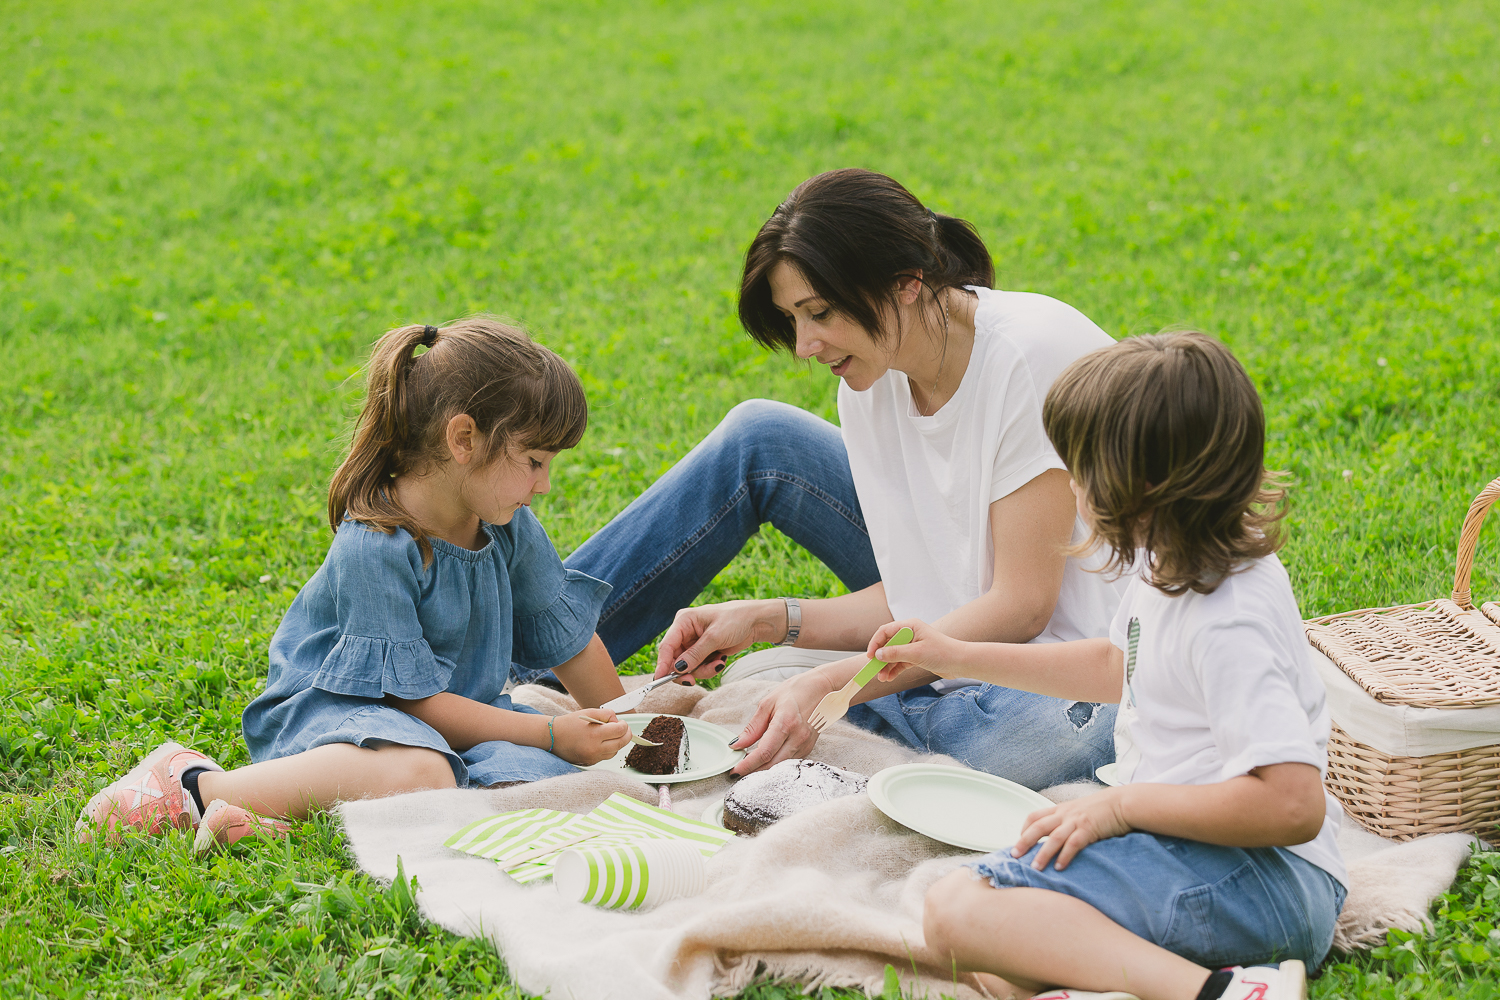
left=553, top=839, right=706, bottom=910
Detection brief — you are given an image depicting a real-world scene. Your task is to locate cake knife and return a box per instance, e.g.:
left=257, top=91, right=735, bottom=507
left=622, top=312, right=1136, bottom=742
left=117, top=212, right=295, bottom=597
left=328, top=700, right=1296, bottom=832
left=599, top=673, right=679, bottom=715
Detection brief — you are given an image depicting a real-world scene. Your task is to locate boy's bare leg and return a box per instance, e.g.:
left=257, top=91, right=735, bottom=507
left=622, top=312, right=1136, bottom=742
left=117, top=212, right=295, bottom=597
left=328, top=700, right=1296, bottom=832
left=923, top=869, right=1212, bottom=1000
left=196, top=743, right=456, bottom=820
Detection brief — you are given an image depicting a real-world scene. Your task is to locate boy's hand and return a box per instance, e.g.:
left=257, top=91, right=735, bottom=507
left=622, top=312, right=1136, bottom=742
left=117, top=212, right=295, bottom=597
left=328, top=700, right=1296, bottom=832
left=550, top=709, right=632, bottom=765
left=867, top=619, right=968, bottom=683
left=1010, top=788, right=1132, bottom=871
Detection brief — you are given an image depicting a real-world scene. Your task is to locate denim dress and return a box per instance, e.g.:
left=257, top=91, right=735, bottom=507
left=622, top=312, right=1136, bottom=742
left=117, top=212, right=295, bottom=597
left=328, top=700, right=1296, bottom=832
left=242, top=508, right=610, bottom=787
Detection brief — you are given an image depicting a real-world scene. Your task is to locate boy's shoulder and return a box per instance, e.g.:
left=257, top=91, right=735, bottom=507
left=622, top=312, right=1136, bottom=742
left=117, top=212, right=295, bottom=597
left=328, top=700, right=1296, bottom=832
left=1127, top=552, right=1296, bottom=626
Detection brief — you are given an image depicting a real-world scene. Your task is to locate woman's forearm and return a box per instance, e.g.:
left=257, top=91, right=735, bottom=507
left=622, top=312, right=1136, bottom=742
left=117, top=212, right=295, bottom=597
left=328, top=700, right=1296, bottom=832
left=388, top=691, right=549, bottom=752
left=1119, top=764, right=1327, bottom=847
left=932, top=582, right=1059, bottom=644
left=552, top=634, right=626, bottom=708
left=786, top=583, right=894, bottom=650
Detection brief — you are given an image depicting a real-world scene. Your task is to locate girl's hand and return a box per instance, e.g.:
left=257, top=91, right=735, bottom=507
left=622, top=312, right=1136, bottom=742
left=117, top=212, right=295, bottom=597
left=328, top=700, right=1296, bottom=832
left=868, top=619, right=968, bottom=683
left=654, top=599, right=786, bottom=684
left=1010, top=788, right=1132, bottom=871
left=550, top=709, right=632, bottom=766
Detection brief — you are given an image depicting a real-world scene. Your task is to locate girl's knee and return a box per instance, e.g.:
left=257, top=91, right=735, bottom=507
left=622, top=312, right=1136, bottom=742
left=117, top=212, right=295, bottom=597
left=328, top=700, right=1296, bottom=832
left=386, top=746, right=458, bottom=790
left=924, top=869, right=984, bottom=953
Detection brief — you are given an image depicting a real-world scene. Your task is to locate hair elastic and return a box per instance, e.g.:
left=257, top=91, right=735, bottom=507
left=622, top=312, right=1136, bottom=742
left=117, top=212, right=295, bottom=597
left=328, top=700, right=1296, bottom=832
left=420, top=325, right=439, bottom=346
left=547, top=716, right=556, bottom=753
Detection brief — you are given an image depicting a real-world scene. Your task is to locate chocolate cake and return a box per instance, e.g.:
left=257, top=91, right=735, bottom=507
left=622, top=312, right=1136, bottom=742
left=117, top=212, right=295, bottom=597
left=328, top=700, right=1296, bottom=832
left=624, top=716, right=690, bottom=775
left=722, top=758, right=868, bottom=835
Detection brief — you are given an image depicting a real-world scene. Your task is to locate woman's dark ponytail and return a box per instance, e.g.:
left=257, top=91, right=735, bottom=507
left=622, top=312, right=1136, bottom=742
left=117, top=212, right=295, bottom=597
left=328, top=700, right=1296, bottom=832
left=932, top=212, right=994, bottom=290
left=739, top=169, right=995, bottom=352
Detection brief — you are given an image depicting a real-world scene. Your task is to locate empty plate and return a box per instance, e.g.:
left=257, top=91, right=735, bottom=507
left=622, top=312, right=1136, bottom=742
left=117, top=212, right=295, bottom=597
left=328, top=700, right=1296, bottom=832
left=867, top=763, right=1052, bottom=852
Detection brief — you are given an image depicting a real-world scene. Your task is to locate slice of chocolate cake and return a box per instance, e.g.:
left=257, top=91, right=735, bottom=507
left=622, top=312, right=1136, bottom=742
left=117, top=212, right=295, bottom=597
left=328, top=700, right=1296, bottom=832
left=722, top=758, right=868, bottom=835
left=624, top=716, right=690, bottom=775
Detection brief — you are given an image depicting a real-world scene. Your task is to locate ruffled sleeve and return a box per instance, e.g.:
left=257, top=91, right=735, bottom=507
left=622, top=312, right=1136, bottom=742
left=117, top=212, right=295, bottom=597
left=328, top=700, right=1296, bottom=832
left=308, top=524, right=457, bottom=700
left=502, top=508, right=612, bottom=672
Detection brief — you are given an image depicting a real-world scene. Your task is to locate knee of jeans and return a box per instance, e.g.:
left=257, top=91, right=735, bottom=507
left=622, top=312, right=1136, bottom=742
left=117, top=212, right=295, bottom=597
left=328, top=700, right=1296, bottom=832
left=719, top=398, right=809, bottom=446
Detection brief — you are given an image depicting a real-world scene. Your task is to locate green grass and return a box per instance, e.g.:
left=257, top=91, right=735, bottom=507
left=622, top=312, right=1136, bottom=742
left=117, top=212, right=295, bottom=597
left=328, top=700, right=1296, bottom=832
left=1, top=0, right=1498, bottom=996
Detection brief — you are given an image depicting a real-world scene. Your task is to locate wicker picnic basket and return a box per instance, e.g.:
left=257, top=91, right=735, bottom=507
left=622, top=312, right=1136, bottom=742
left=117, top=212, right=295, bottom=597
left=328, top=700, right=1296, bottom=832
left=1304, top=475, right=1500, bottom=842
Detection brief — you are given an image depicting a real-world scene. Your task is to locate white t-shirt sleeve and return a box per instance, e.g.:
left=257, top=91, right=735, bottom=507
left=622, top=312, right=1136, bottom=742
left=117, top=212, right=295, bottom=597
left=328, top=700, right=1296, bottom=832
left=987, top=364, right=1066, bottom=504
left=1192, top=618, right=1325, bottom=782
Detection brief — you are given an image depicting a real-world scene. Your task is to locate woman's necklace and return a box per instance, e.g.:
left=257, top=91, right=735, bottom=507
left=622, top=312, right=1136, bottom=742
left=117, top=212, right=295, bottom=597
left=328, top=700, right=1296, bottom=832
left=915, top=287, right=952, bottom=416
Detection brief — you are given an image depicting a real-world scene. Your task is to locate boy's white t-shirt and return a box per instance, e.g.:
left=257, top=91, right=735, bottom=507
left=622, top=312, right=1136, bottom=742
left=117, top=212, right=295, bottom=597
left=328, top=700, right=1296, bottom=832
left=1111, top=553, right=1348, bottom=886
left=838, top=287, right=1127, bottom=640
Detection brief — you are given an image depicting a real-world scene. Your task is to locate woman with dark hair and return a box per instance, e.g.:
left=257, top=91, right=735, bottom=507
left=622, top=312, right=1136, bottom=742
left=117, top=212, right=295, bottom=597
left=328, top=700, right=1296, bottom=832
left=563, top=168, right=1127, bottom=788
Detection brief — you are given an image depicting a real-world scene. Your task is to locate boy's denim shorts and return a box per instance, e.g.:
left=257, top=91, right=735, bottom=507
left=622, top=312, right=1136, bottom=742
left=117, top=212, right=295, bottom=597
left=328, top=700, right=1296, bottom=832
left=969, top=832, right=1347, bottom=973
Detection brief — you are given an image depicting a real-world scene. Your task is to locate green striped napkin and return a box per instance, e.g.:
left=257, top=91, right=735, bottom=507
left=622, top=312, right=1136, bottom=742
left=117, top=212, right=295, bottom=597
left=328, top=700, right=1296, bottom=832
left=444, top=792, right=734, bottom=884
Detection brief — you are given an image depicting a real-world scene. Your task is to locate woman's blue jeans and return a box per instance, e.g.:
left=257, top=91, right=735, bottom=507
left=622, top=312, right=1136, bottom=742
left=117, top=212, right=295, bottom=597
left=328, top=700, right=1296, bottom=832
left=563, top=399, right=1115, bottom=789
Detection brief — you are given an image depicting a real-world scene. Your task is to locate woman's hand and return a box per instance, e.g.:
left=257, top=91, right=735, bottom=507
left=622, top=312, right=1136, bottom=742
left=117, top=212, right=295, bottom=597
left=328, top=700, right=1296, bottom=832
left=1010, top=788, right=1132, bottom=871
left=654, top=599, right=787, bottom=684
left=549, top=709, right=632, bottom=766
left=868, top=618, right=970, bottom=683
left=727, top=669, right=838, bottom=775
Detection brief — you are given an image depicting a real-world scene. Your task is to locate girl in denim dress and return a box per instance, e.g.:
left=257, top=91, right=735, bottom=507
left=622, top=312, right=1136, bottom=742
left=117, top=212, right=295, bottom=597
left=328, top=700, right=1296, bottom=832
left=78, top=318, right=632, bottom=852
left=868, top=334, right=1346, bottom=1000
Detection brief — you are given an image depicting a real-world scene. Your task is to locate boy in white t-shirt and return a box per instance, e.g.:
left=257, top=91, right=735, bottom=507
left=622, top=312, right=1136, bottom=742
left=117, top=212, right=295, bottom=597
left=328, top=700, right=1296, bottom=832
left=865, top=332, right=1345, bottom=1000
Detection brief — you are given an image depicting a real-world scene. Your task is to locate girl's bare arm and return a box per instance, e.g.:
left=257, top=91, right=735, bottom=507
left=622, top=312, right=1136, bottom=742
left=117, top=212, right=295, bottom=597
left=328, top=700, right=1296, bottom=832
left=551, top=633, right=626, bottom=708
left=1013, top=763, right=1327, bottom=871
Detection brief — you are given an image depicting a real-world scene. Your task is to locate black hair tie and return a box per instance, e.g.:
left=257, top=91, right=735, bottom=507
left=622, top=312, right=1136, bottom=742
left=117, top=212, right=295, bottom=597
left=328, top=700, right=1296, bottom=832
left=421, top=325, right=439, bottom=347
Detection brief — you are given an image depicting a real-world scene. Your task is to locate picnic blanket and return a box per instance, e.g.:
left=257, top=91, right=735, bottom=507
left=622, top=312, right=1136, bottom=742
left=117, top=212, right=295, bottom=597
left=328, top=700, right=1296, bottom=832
left=340, top=676, right=1478, bottom=1000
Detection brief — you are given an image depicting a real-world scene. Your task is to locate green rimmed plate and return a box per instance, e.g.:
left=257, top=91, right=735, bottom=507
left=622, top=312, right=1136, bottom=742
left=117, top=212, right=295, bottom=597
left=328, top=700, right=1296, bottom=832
left=1095, top=762, right=1124, bottom=787
left=580, top=714, right=745, bottom=784
left=867, top=763, right=1052, bottom=851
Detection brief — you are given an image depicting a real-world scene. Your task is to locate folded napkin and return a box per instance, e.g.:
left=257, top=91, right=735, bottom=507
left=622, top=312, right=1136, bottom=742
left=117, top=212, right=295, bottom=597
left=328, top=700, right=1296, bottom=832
left=445, top=791, right=733, bottom=883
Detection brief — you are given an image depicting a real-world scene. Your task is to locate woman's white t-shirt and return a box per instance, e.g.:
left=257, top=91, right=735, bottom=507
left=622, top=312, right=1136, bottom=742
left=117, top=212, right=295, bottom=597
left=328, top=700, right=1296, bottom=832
left=1110, top=553, right=1348, bottom=885
left=838, top=287, right=1127, bottom=641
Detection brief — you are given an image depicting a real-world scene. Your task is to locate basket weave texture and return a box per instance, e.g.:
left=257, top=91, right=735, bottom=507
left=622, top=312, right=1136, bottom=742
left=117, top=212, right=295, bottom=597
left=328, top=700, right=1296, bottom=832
left=1305, top=475, right=1500, bottom=841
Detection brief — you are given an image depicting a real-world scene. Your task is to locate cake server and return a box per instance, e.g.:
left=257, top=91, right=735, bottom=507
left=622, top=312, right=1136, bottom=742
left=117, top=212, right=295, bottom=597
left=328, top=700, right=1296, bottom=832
left=600, top=673, right=679, bottom=715
left=582, top=715, right=660, bottom=747
left=806, top=626, right=914, bottom=733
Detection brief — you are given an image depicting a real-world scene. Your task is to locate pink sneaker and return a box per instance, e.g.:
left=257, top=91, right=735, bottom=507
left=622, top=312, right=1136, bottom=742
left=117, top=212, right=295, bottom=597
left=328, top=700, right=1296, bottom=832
left=1031, top=991, right=1140, bottom=1000
left=192, top=798, right=290, bottom=855
left=75, top=741, right=223, bottom=844
left=1221, top=962, right=1307, bottom=1000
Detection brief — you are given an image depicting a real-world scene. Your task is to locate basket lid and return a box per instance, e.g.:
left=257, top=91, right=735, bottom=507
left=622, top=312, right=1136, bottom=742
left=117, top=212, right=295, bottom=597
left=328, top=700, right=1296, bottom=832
left=1305, top=599, right=1500, bottom=709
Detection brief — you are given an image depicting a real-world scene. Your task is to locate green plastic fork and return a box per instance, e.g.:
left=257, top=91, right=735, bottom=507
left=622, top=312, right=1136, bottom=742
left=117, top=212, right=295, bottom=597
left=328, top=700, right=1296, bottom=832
left=806, top=626, right=915, bottom=733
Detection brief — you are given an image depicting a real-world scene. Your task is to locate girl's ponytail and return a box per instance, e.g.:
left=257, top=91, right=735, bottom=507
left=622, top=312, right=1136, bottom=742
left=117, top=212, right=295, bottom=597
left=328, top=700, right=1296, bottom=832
left=327, top=323, right=433, bottom=548
left=326, top=318, right=587, bottom=564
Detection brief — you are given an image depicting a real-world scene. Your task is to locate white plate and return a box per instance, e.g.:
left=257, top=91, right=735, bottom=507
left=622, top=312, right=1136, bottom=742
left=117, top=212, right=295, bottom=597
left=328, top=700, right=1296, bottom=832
left=867, top=763, right=1052, bottom=852
left=700, top=798, right=727, bottom=829
left=1095, top=763, right=1123, bottom=787
left=581, top=715, right=745, bottom=784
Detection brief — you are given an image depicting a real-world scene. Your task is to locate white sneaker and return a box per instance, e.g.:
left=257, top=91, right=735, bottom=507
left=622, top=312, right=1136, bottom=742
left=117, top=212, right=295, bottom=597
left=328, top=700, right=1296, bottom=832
left=1221, top=961, right=1307, bottom=1000
left=718, top=646, right=853, bottom=685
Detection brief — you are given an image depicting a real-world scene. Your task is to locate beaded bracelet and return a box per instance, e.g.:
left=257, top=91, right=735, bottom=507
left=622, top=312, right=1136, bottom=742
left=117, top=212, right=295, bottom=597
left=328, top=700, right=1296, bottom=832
left=548, top=716, right=556, bottom=753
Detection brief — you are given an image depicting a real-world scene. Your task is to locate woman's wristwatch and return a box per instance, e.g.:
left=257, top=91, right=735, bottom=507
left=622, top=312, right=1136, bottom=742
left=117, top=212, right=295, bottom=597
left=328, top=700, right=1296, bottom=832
left=777, top=597, right=801, bottom=646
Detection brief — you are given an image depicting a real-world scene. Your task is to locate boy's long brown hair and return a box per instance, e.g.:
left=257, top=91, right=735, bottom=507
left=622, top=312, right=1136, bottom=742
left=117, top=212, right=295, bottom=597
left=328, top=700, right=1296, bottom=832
left=327, top=316, right=587, bottom=565
left=1042, top=332, right=1287, bottom=595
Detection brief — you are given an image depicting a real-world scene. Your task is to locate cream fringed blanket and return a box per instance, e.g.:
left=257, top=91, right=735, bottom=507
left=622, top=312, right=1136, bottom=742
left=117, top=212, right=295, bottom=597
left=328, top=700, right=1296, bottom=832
left=338, top=678, right=1477, bottom=1000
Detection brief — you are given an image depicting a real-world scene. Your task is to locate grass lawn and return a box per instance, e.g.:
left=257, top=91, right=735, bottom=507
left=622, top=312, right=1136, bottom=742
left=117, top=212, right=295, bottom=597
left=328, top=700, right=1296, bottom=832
left=3, top=0, right=1499, bottom=996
